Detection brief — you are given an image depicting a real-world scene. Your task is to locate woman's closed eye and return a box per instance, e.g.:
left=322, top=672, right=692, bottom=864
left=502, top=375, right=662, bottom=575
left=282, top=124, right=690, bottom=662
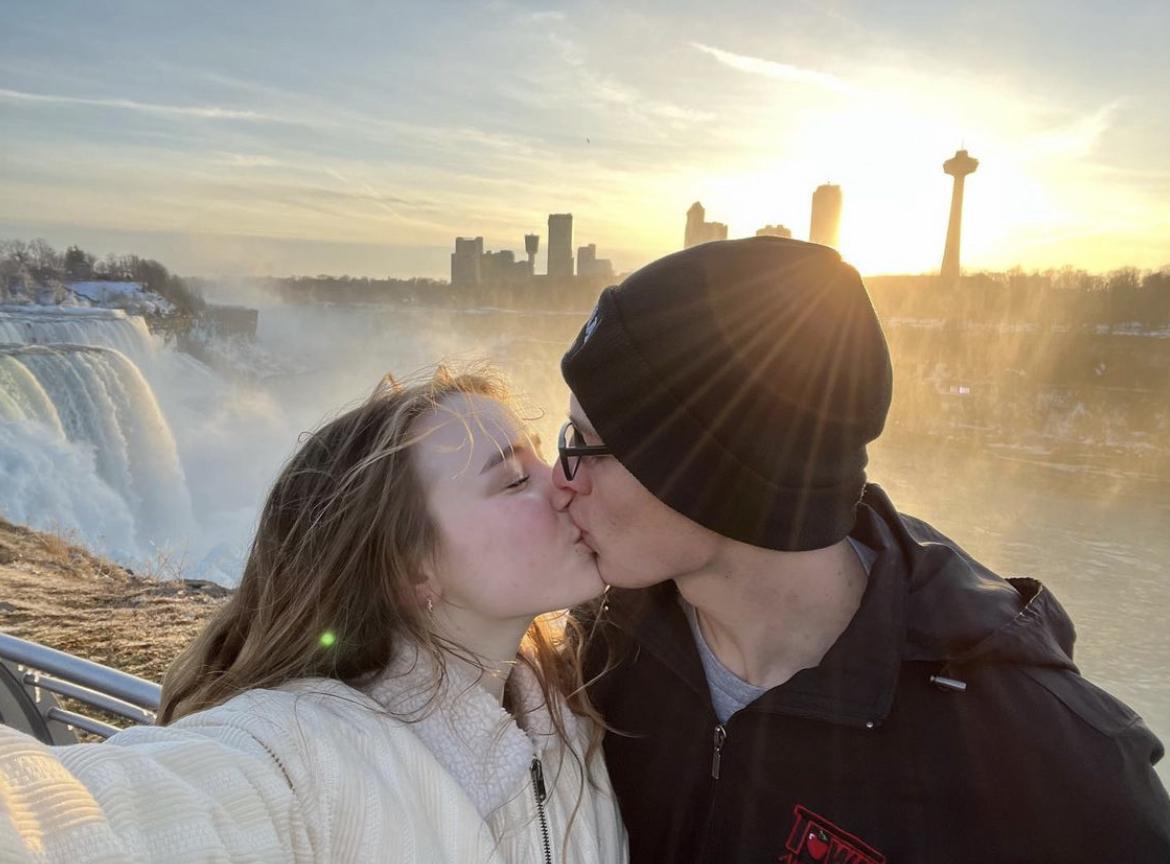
left=505, top=473, right=530, bottom=490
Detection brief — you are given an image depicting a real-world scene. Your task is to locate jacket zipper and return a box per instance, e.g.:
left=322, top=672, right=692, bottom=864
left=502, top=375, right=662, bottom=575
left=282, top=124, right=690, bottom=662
left=698, top=723, right=728, bottom=863
left=530, top=757, right=553, bottom=864
left=711, top=724, right=727, bottom=779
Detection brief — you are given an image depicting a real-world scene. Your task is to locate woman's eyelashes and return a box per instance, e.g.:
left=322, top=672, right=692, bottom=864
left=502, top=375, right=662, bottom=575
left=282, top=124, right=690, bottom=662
left=505, top=473, right=530, bottom=490
left=495, top=444, right=543, bottom=490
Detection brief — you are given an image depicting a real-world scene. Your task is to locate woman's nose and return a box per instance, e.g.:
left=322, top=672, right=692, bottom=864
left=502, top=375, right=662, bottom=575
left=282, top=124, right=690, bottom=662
left=550, top=459, right=588, bottom=506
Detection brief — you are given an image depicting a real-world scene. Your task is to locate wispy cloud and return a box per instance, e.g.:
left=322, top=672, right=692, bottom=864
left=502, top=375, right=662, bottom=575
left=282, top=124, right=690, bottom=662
left=1026, top=101, right=1122, bottom=160
left=0, top=87, right=304, bottom=124
left=689, top=42, right=853, bottom=94
left=212, top=152, right=288, bottom=168
left=521, top=10, right=566, bottom=24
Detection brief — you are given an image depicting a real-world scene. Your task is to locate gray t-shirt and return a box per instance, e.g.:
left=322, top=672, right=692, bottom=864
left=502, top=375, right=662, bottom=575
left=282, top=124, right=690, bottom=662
left=684, top=536, right=878, bottom=724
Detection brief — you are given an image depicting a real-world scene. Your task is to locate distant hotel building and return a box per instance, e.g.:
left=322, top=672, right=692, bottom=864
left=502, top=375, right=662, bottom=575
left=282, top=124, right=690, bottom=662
left=480, top=249, right=530, bottom=283
left=684, top=202, right=728, bottom=248
left=756, top=224, right=792, bottom=239
left=450, top=236, right=530, bottom=286
left=577, top=244, right=614, bottom=279
left=450, top=237, right=484, bottom=286
left=547, top=214, right=574, bottom=278
left=809, top=184, right=842, bottom=248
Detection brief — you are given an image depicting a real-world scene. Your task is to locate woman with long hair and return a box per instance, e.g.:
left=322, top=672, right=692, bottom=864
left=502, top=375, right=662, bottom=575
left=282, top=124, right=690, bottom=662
left=0, top=368, right=626, bottom=863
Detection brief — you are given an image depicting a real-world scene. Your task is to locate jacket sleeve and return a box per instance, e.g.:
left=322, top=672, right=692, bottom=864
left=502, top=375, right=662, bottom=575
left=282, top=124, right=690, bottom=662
left=1016, top=666, right=1170, bottom=856
left=0, top=706, right=315, bottom=863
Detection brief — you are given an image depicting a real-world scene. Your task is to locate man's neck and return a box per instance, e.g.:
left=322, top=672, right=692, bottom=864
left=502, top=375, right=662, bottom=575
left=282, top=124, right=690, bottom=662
left=675, top=538, right=868, bottom=690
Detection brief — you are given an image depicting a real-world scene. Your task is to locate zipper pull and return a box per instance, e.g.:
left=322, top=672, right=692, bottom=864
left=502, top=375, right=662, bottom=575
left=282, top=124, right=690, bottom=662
left=530, top=757, right=547, bottom=804
left=711, top=724, right=726, bottom=780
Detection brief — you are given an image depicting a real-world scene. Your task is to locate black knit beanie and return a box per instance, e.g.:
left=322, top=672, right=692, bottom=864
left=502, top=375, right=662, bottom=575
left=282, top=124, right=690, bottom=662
left=561, top=236, right=892, bottom=551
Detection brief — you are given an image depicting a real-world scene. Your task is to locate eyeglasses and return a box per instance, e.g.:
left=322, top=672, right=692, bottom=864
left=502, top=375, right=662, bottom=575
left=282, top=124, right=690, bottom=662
left=557, top=420, right=612, bottom=481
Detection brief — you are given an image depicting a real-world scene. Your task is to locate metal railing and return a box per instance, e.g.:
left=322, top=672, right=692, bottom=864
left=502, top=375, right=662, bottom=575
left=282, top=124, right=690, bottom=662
left=0, top=632, right=161, bottom=743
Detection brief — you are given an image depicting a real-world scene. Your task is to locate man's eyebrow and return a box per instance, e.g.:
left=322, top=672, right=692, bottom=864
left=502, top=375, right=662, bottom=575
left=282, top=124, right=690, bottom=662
left=480, top=441, right=529, bottom=474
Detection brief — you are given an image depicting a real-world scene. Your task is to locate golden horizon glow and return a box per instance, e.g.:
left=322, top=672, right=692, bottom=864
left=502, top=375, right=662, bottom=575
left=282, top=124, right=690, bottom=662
left=609, top=68, right=1167, bottom=277
left=3, top=9, right=1167, bottom=278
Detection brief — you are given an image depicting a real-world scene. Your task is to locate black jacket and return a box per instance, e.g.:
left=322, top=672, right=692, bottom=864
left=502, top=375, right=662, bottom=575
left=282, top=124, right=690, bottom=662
left=579, top=485, right=1170, bottom=863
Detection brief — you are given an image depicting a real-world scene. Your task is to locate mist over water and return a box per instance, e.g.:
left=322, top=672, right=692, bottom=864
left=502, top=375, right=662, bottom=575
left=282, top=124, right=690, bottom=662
left=1, top=296, right=1167, bottom=783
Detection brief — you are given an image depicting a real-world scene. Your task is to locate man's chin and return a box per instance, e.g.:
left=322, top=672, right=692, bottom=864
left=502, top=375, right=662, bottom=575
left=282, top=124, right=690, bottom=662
left=597, top=566, right=636, bottom=591
left=599, top=565, right=671, bottom=591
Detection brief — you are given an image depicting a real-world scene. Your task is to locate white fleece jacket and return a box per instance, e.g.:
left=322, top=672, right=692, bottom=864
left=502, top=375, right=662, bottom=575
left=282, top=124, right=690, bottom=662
left=0, top=649, right=627, bottom=863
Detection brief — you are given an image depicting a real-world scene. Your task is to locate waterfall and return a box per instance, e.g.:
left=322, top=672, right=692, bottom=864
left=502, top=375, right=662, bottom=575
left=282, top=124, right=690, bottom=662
left=0, top=306, right=156, bottom=362
left=0, top=354, right=65, bottom=434
left=0, top=342, right=194, bottom=558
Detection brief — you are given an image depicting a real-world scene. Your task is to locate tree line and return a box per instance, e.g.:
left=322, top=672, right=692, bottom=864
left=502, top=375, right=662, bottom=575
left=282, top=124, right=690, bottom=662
left=248, top=272, right=611, bottom=310
left=4, top=237, right=1167, bottom=331
left=0, top=239, right=204, bottom=316
left=867, top=267, right=1170, bottom=332
left=265, top=266, right=1170, bottom=331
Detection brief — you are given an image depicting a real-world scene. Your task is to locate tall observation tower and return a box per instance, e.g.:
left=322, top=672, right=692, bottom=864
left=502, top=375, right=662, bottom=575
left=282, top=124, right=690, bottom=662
left=940, top=149, right=978, bottom=283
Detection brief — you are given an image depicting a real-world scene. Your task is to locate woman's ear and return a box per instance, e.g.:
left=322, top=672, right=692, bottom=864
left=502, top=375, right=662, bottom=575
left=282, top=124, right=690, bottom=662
left=414, top=579, right=441, bottom=608
left=413, top=553, right=443, bottom=609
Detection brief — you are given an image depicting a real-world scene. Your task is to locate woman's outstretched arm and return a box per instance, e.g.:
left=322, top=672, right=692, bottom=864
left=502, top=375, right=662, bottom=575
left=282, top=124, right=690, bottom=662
left=0, top=707, right=314, bottom=863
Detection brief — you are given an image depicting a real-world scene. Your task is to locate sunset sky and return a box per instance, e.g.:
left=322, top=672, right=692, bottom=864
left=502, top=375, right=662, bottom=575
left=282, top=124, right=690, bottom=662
left=2, top=0, right=1168, bottom=278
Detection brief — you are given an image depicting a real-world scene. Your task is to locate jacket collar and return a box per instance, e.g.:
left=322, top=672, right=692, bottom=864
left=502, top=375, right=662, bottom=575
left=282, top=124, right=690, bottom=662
left=603, top=487, right=910, bottom=729
left=363, top=645, right=574, bottom=818
left=601, top=482, right=1080, bottom=729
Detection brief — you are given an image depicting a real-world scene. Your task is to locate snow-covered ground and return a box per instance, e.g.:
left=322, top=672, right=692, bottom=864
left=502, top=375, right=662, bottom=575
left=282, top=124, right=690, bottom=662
left=67, top=282, right=176, bottom=316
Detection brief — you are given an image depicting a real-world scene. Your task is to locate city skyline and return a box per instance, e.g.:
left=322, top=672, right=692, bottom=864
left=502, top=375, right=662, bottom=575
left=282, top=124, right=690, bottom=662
left=2, top=1, right=1168, bottom=278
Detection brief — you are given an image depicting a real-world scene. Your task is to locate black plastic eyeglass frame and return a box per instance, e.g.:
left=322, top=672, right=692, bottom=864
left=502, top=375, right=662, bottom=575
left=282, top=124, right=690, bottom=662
left=557, top=420, right=611, bottom=480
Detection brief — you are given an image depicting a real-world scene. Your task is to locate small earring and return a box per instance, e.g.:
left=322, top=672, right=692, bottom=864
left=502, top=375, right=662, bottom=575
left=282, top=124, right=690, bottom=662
left=426, top=596, right=435, bottom=614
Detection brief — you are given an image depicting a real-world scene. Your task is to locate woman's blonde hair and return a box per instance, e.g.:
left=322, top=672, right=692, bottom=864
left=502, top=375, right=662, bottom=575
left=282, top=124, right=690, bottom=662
left=159, top=366, right=604, bottom=769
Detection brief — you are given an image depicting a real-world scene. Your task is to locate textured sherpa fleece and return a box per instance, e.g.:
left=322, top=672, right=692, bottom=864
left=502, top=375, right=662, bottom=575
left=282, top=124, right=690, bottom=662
left=367, top=645, right=580, bottom=818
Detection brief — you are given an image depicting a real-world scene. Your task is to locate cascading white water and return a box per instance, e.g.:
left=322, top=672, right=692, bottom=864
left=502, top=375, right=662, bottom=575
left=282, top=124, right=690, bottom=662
left=0, top=354, right=65, bottom=434
left=0, top=304, right=299, bottom=583
left=0, top=306, right=156, bottom=362
left=0, top=343, right=194, bottom=558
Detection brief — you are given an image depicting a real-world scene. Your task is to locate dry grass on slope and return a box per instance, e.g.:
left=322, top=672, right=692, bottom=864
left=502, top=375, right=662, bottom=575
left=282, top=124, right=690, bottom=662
left=0, top=518, right=230, bottom=686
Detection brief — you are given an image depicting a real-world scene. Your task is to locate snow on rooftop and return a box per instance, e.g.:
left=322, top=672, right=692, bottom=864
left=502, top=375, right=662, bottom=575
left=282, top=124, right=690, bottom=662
left=69, top=281, right=146, bottom=302
left=67, top=282, right=176, bottom=315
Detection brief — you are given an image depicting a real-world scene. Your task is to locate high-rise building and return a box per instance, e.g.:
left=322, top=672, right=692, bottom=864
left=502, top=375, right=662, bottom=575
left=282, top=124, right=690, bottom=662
left=577, top=243, right=596, bottom=276
left=450, top=236, right=530, bottom=285
left=684, top=202, right=728, bottom=248
left=450, top=236, right=484, bottom=286
left=756, top=224, right=792, bottom=239
left=480, top=250, right=516, bottom=283
left=940, top=149, right=979, bottom=284
left=809, top=185, right=842, bottom=248
left=577, top=244, right=614, bottom=279
left=547, top=214, right=574, bottom=278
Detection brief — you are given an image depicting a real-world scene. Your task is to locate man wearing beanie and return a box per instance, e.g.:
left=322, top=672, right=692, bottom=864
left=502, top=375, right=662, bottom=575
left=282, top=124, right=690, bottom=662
left=556, top=237, right=1170, bottom=863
